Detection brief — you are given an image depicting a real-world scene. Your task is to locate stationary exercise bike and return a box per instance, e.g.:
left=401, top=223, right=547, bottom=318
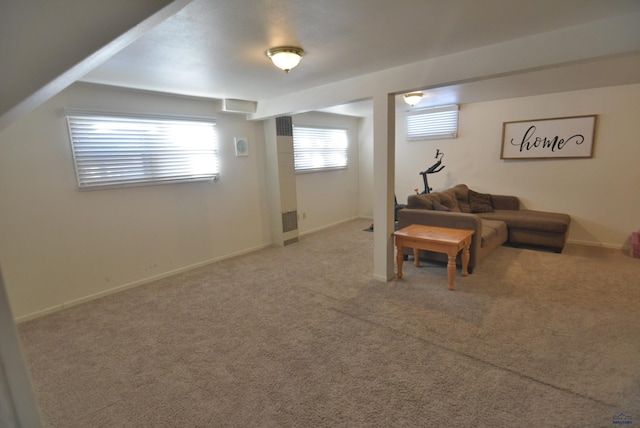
left=371, top=150, right=446, bottom=230
left=418, top=149, right=445, bottom=194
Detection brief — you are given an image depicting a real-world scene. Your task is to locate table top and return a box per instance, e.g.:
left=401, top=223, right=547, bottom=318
left=393, top=224, right=474, bottom=244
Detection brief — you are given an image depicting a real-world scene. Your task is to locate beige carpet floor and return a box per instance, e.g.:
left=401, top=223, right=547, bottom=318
left=18, top=218, right=640, bottom=427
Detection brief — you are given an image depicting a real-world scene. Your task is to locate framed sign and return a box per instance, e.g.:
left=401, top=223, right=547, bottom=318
left=501, top=115, right=596, bottom=159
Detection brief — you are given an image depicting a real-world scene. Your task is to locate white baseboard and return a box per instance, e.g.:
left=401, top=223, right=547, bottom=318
left=298, top=216, right=363, bottom=236
left=373, top=273, right=394, bottom=282
left=15, top=243, right=270, bottom=323
left=566, top=239, right=624, bottom=250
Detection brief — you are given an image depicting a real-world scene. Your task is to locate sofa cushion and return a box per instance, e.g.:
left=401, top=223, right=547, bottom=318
left=478, top=210, right=570, bottom=233
left=451, top=184, right=469, bottom=200
left=480, top=219, right=508, bottom=248
left=439, top=189, right=461, bottom=212
left=411, top=194, right=434, bottom=210
left=457, top=202, right=471, bottom=213
left=451, top=184, right=471, bottom=213
left=469, top=189, right=494, bottom=213
left=408, top=193, right=444, bottom=210
left=432, top=201, right=450, bottom=211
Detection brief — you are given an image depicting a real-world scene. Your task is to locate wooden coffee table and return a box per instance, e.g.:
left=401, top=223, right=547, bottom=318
left=393, top=224, right=474, bottom=290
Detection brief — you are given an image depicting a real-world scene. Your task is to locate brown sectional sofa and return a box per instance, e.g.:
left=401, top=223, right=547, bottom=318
left=397, top=184, right=570, bottom=273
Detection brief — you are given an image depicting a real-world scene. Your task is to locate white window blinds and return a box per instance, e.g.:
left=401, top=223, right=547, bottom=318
left=406, top=105, right=459, bottom=141
left=66, top=113, right=218, bottom=189
left=292, top=125, right=348, bottom=172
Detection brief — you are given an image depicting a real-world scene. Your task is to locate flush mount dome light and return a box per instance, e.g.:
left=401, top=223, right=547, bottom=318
left=266, top=46, right=305, bottom=73
left=403, top=91, right=424, bottom=106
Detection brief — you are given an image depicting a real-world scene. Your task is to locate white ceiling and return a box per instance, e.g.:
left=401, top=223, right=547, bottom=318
left=80, top=0, right=640, bottom=115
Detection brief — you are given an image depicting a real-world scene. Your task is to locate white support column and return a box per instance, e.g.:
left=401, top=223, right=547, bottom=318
left=372, top=92, right=396, bottom=282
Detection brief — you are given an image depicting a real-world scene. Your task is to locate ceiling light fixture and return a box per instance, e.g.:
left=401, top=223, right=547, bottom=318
left=266, top=46, right=305, bottom=73
left=403, top=91, right=424, bottom=106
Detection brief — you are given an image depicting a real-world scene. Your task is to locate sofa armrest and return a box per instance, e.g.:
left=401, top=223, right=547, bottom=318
left=491, top=194, right=520, bottom=211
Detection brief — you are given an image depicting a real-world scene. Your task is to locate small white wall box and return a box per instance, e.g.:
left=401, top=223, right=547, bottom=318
left=235, top=137, right=249, bottom=156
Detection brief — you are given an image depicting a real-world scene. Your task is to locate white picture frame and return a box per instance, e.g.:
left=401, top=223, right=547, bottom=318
left=501, top=115, right=596, bottom=159
left=234, top=137, right=249, bottom=157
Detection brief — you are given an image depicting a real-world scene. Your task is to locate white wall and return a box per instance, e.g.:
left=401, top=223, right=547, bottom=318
left=292, top=112, right=361, bottom=234
left=395, top=84, right=640, bottom=249
left=0, top=83, right=273, bottom=320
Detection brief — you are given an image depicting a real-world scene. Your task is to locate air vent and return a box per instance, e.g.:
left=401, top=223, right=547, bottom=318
left=283, top=237, right=299, bottom=246
left=276, top=116, right=293, bottom=136
left=282, top=210, right=298, bottom=233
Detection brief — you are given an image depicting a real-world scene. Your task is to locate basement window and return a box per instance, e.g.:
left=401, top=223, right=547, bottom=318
left=406, top=104, right=459, bottom=141
left=66, top=112, right=218, bottom=189
left=292, top=125, right=348, bottom=172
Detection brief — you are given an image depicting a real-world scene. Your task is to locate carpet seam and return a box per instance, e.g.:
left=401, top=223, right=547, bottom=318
left=327, top=305, right=618, bottom=409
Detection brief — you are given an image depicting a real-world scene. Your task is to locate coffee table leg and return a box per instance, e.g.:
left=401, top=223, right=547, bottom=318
left=396, top=242, right=404, bottom=279
left=461, top=241, right=470, bottom=277
left=447, top=251, right=456, bottom=290
left=413, top=248, right=420, bottom=267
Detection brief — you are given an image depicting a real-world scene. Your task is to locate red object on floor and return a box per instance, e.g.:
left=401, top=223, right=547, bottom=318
left=632, top=231, right=640, bottom=259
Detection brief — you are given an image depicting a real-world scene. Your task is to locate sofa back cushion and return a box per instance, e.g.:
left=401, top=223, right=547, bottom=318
left=451, top=184, right=470, bottom=213
left=439, top=188, right=462, bottom=212
left=407, top=184, right=476, bottom=213
left=432, top=201, right=450, bottom=211
left=407, top=193, right=440, bottom=210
